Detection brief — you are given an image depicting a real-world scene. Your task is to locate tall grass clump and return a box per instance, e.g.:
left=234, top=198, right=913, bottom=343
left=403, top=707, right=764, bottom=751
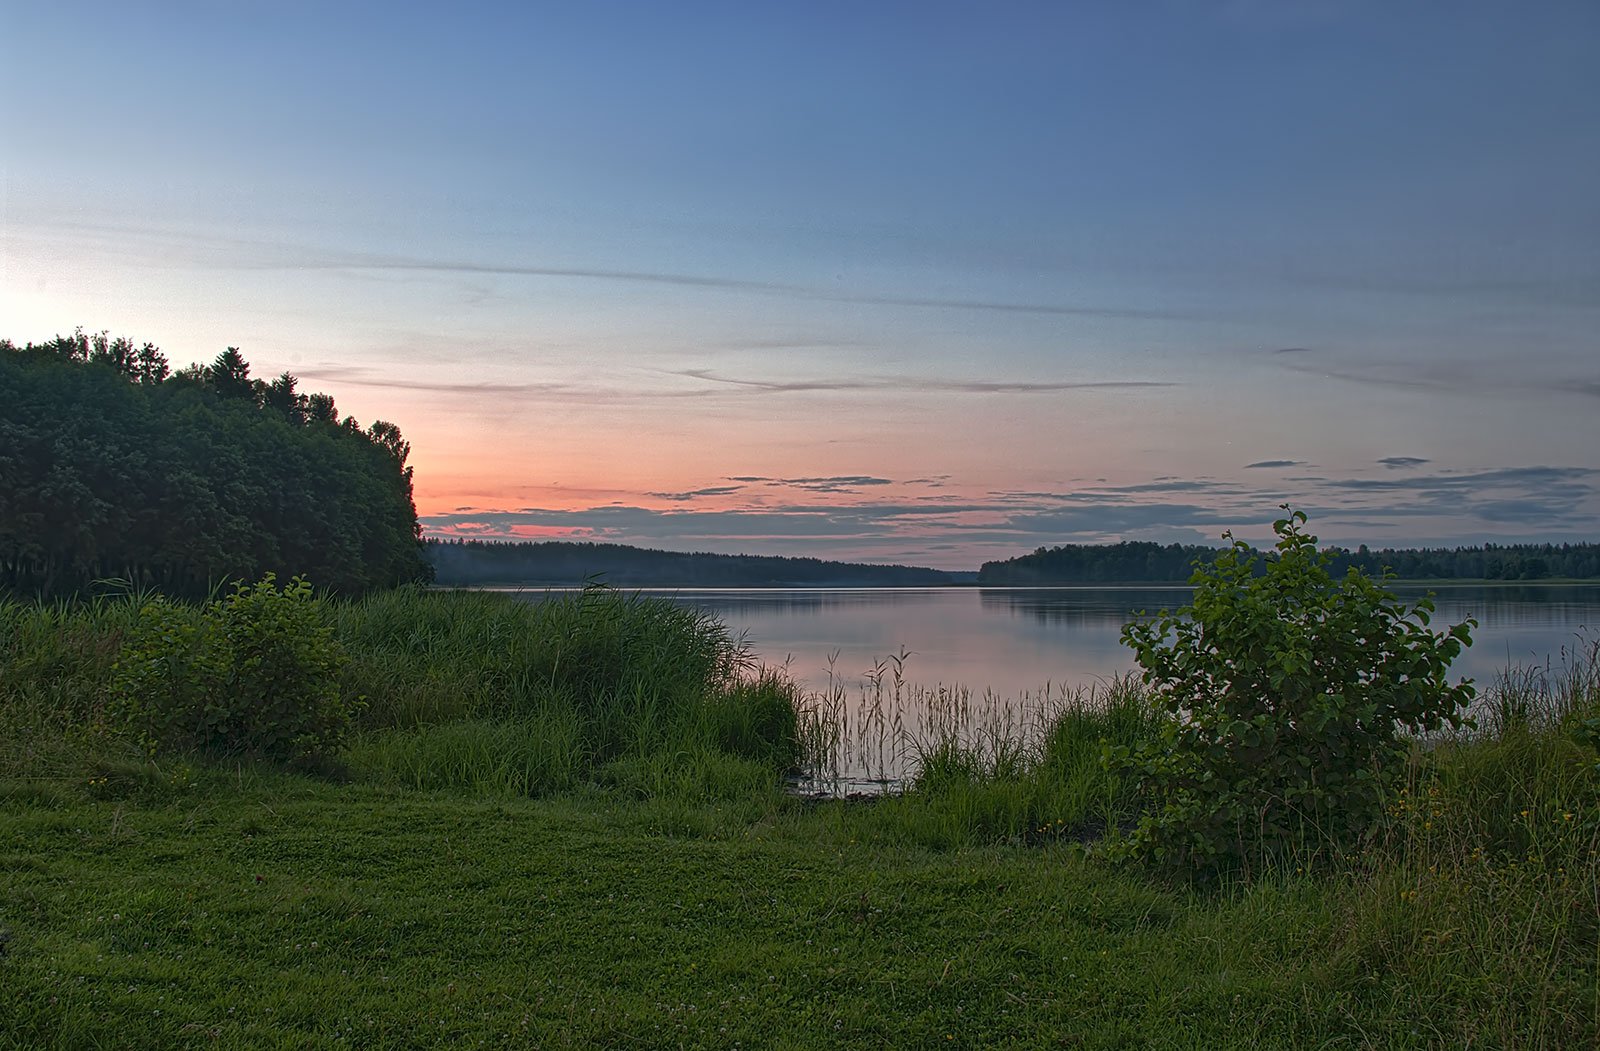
left=331, top=585, right=797, bottom=796
left=906, top=675, right=1162, bottom=848
left=0, top=593, right=145, bottom=779
left=330, top=586, right=747, bottom=726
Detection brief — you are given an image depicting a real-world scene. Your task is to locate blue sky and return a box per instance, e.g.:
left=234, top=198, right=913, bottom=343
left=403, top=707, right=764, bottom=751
left=5, top=1, right=1597, bottom=567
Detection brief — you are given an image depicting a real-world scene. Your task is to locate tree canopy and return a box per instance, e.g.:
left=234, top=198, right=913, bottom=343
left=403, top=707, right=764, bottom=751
left=1, top=330, right=430, bottom=597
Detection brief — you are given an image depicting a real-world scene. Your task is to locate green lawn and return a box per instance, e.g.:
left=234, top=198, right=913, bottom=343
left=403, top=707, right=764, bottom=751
left=4, top=770, right=1588, bottom=1049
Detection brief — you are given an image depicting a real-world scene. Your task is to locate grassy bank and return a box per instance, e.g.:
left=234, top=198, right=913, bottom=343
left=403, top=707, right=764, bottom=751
left=2, top=588, right=1596, bottom=1047
left=1, top=586, right=799, bottom=801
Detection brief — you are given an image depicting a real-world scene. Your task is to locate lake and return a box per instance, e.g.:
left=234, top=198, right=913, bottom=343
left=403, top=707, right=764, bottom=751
left=500, top=583, right=1600, bottom=786
left=574, top=584, right=1600, bottom=696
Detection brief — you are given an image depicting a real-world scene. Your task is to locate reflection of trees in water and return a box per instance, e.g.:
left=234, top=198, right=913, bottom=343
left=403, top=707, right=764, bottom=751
left=983, top=585, right=1600, bottom=631
left=512, top=588, right=932, bottom=619
left=1402, top=586, right=1600, bottom=629
left=668, top=590, right=934, bottom=619
left=514, top=584, right=1600, bottom=638
left=980, top=588, right=1194, bottom=627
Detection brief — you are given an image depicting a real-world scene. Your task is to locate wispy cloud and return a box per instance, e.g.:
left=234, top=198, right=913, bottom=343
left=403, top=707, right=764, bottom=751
left=38, top=220, right=1194, bottom=322
left=817, top=289, right=1177, bottom=320
left=292, top=363, right=1177, bottom=404
left=1377, top=456, right=1430, bottom=469
left=1317, top=466, right=1596, bottom=492
left=1243, top=459, right=1305, bottom=469
left=674, top=368, right=1176, bottom=395
left=296, top=366, right=575, bottom=397
left=1278, top=358, right=1451, bottom=392
left=1275, top=355, right=1600, bottom=403
left=1294, top=466, right=1600, bottom=532
left=329, top=257, right=1188, bottom=320
left=712, top=335, right=868, bottom=350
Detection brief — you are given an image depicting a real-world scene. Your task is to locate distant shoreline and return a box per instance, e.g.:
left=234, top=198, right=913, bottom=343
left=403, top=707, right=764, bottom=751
left=437, top=577, right=1600, bottom=590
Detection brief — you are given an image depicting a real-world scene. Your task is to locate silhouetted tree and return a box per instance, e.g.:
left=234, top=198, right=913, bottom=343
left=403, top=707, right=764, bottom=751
left=205, top=347, right=254, bottom=401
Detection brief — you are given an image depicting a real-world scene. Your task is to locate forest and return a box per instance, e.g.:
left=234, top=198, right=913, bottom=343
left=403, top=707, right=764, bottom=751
left=0, top=330, right=430, bottom=597
left=426, top=537, right=957, bottom=587
left=978, top=538, right=1600, bottom=584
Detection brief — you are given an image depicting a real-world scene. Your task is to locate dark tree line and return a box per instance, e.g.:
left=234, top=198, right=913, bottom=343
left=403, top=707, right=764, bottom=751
left=978, top=539, right=1600, bottom=585
left=979, top=542, right=1223, bottom=584
left=1, top=330, right=431, bottom=597
left=1323, top=543, right=1600, bottom=582
left=427, top=539, right=955, bottom=587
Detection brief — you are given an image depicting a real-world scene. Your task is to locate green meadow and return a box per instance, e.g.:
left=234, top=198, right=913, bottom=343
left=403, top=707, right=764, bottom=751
left=2, top=586, right=1596, bottom=1049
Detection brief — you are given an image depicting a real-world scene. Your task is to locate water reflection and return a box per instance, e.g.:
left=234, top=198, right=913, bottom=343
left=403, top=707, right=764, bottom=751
left=980, top=587, right=1193, bottom=626
left=499, top=584, right=1599, bottom=698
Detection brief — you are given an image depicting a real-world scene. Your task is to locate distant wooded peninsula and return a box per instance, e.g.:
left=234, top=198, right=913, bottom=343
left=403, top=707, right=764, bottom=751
left=426, top=539, right=962, bottom=587
left=427, top=537, right=1600, bottom=588
left=981, top=540, right=1600, bottom=584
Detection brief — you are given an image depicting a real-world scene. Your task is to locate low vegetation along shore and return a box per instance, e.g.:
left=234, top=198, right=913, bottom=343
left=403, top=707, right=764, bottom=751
left=3, top=539, right=1598, bottom=1046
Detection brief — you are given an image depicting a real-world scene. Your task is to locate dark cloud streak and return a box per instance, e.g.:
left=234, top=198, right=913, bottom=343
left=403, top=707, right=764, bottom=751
left=646, top=486, right=746, bottom=502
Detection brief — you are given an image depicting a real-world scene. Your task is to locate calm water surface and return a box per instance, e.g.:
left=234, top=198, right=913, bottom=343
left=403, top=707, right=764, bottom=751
left=583, top=585, right=1600, bottom=698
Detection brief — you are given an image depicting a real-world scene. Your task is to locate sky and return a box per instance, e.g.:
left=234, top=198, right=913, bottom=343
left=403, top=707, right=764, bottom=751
left=4, top=1, right=1597, bottom=569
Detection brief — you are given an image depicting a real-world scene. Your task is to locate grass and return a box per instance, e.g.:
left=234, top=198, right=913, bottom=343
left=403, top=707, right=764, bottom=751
left=1, top=766, right=1593, bottom=1048
left=1, top=588, right=1596, bottom=1047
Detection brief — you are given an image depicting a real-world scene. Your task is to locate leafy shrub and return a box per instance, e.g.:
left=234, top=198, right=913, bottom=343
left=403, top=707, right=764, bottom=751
left=1111, top=509, right=1476, bottom=874
left=112, top=575, right=355, bottom=761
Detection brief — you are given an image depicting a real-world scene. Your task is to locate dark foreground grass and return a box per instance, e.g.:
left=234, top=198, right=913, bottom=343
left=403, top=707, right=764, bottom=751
left=0, top=770, right=1578, bottom=1051
left=2, top=763, right=1595, bottom=1050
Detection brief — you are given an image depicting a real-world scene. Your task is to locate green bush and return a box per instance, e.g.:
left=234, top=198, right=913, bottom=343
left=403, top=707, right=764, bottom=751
left=111, top=575, right=356, bottom=761
left=1112, top=509, right=1476, bottom=874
